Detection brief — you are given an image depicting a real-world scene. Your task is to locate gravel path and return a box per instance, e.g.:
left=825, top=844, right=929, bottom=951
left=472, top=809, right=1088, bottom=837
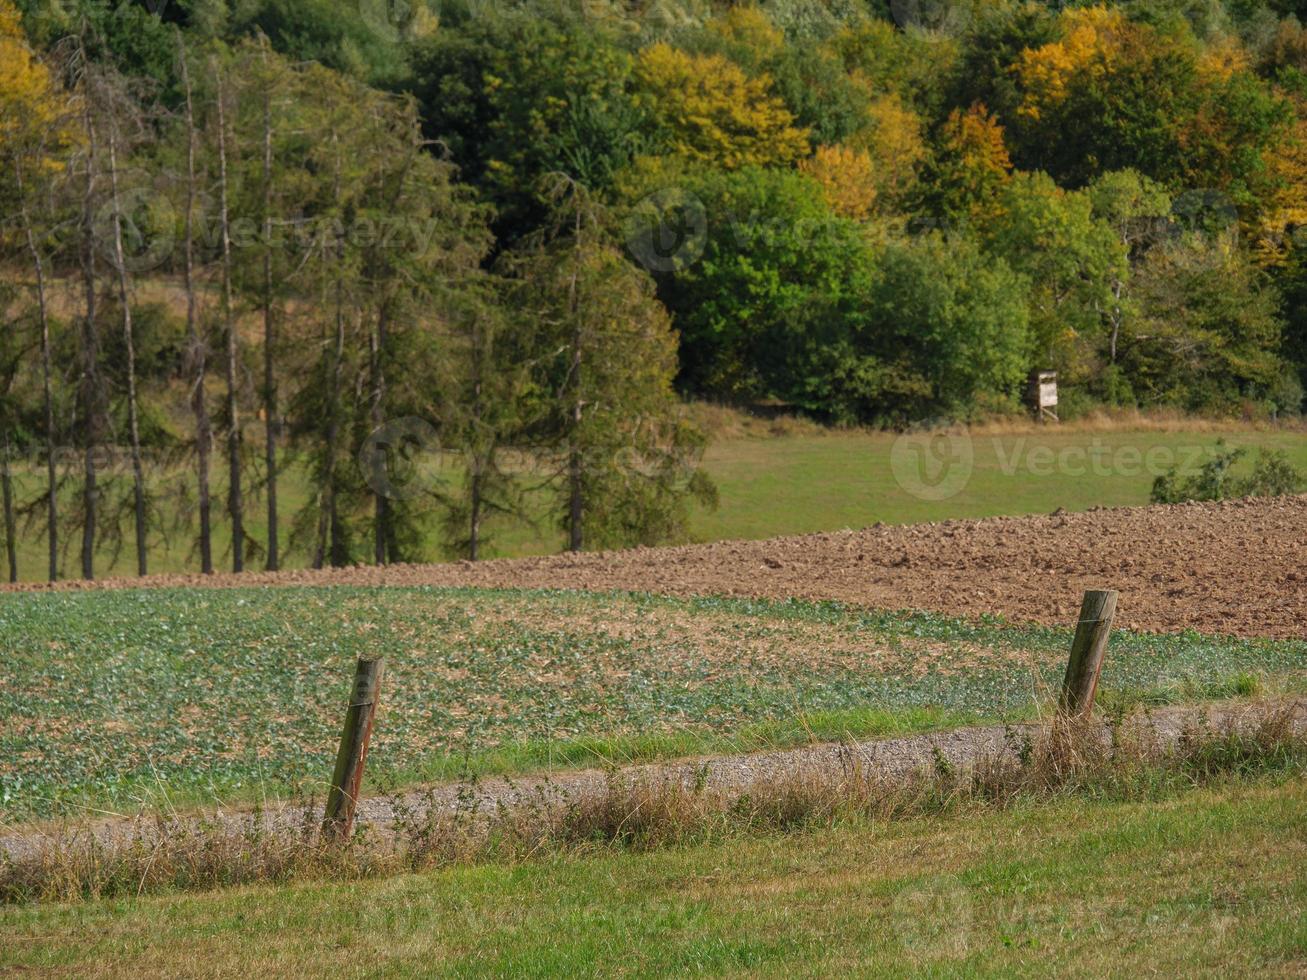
left=5, top=698, right=1300, bottom=862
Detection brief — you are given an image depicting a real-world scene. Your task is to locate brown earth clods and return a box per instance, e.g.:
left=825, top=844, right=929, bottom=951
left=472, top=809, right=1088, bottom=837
left=4, top=495, right=1305, bottom=640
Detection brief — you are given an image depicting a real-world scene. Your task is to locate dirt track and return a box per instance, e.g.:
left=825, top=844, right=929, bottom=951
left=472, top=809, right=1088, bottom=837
left=4, top=495, right=1305, bottom=639
left=6, top=698, right=1301, bottom=859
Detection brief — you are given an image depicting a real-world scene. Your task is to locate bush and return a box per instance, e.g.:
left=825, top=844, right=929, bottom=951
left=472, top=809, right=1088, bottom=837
left=1151, top=440, right=1304, bottom=504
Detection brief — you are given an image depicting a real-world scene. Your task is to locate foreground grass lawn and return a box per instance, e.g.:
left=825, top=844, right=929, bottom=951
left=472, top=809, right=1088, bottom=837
left=3, top=778, right=1303, bottom=976
left=2, top=587, right=1303, bottom=820
left=5, top=424, right=1305, bottom=580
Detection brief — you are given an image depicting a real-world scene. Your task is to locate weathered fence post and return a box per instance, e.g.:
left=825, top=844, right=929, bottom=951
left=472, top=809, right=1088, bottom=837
left=1060, top=590, right=1118, bottom=715
left=323, top=656, right=385, bottom=839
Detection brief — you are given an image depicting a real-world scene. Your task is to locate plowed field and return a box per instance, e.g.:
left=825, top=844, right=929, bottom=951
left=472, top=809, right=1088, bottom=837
left=5, top=495, right=1305, bottom=639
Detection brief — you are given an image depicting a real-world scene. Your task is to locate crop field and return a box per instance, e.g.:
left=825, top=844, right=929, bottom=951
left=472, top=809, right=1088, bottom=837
left=2, top=585, right=1304, bottom=822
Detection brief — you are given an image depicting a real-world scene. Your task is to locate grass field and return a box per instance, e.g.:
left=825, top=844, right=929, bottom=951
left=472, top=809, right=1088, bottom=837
left=3, top=777, right=1303, bottom=975
left=3, top=586, right=1303, bottom=821
left=4, top=422, right=1306, bottom=581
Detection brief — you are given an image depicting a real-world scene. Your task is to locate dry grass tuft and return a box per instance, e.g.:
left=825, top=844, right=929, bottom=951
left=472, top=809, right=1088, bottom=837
left=3, top=702, right=1302, bottom=906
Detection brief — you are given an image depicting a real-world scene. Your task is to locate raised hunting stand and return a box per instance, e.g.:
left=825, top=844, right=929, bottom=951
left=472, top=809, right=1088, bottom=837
left=1027, top=370, right=1059, bottom=422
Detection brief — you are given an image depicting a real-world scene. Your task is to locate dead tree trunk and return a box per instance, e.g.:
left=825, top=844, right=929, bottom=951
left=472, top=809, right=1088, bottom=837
left=17, top=164, right=58, bottom=582
left=214, top=59, right=244, bottom=573
left=178, top=33, right=212, bottom=574
left=105, top=125, right=149, bottom=577
left=260, top=45, right=280, bottom=572
left=77, top=95, right=101, bottom=582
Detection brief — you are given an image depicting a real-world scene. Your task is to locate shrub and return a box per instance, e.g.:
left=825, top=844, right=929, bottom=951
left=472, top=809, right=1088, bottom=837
left=1151, top=440, right=1304, bottom=504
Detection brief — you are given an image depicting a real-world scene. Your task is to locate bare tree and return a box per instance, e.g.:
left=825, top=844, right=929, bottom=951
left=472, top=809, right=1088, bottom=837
left=258, top=39, right=281, bottom=571
left=212, top=57, right=244, bottom=573
left=103, top=109, right=148, bottom=576
left=14, top=157, right=59, bottom=581
left=177, top=31, right=213, bottom=574
left=75, top=71, right=103, bottom=581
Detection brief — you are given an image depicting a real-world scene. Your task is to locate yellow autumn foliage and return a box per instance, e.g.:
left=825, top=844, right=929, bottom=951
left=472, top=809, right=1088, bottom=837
left=936, top=103, right=1013, bottom=222
left=707, top=5, right=784, bottom=61
left=799, top=145, right=876, bottom=220
left=1256, top=112, right=1307, bottom=265
left=0, top=0, right=72, bottom=167
left=945, top=103, right=1012, bottom=178
left=856, top=94, right=926, bottom=208
left=1199, top=34, right=1251, bottom=82
left=1014, top=5, right=1129, bottom=121
left=634, top=42, right=810, bottom=170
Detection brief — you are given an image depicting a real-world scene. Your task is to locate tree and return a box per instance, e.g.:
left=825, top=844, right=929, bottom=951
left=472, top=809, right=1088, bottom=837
left=1124, top=234, right=1284, bottom=411
left=946, top=0, right=1059, bottom=124
left=436, top=285, right=534, bottom=561
left=855, top=94, right=928, bottom=213
left=918, top=103, right=1013, bottom=223
left=354, top=100, right=492, bottom=563
left=174, top=29, right=213, bottom=574
left=227, top=0, right=428, bottom=87
left=633, top=42, right=810, bottom=170
left=1086, top=169, right=1173, bottom=380
left=100, top=73, right=150, bottom=576
left=799, top=144, right=878, bottom=220
left=288, top=63, right=492, bottom=567
left=1009, top=5, right=1291, bottom=215
left=647, top=166, right=876, bottom=412
left=0, top=283, right=28, bottom=582
left=1, top=0, right=75, bottom=580
left=73, top=41, right=107, bottom=581
left=512, top=176, right=714, bottom=552
left=983, top=172, right=1127, bottom=382
left=224, top=37, right=299, bottom=571
left=696, top=6, right=870, bottom=147
left=866, top=232, right=1033, bottom=420
left=255, top=40, right=284, bottom=570
left=210, top=55, right=244, bottom=572
left=406, top=6, right=643, bottom=243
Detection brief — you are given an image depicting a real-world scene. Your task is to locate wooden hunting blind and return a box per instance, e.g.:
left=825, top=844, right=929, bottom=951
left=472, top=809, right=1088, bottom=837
left=1027, top=370, right=1059, bottom=422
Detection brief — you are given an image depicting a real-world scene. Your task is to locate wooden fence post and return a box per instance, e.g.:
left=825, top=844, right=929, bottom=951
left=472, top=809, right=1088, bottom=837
left=323, top=656, right=385, bottom=839
left=1060, top=590, right=1117, bottom=715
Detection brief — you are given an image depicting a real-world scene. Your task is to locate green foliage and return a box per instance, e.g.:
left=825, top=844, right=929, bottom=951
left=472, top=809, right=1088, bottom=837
left=407, top=6, right=643, bottom=242
left=983, top=171, right=1127, bottom=379
left=1151, top=439, right=1305, bottom=502
left=1244, top=446, right=1306, bottom=495
left=227, top=0, right=420, bottom=85
left=510, top=178, right=714, bottom=551
left=649, top=166, right=877, bottom=414
left=867, top=231, right=1032, bottom=420
left=1125, top=235, right=1283, bottom=410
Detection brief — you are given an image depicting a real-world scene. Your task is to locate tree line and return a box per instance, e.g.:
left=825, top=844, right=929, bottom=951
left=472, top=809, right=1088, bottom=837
left=0, top=2, right=711, bottom=581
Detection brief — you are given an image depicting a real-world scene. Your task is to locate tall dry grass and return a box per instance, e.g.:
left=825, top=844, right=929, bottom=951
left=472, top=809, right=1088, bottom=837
left=2, top=703, right=1301, bottom=905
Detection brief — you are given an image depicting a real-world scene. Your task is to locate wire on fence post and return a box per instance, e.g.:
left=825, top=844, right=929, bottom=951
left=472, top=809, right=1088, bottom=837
left=323, top=656, right=385, bottom=840
left=1060, top=590, right=1118, bottom=716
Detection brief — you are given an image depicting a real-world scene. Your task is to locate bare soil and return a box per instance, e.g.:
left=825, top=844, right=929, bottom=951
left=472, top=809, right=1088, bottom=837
left=4, top=495, right=1305, bottom=639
